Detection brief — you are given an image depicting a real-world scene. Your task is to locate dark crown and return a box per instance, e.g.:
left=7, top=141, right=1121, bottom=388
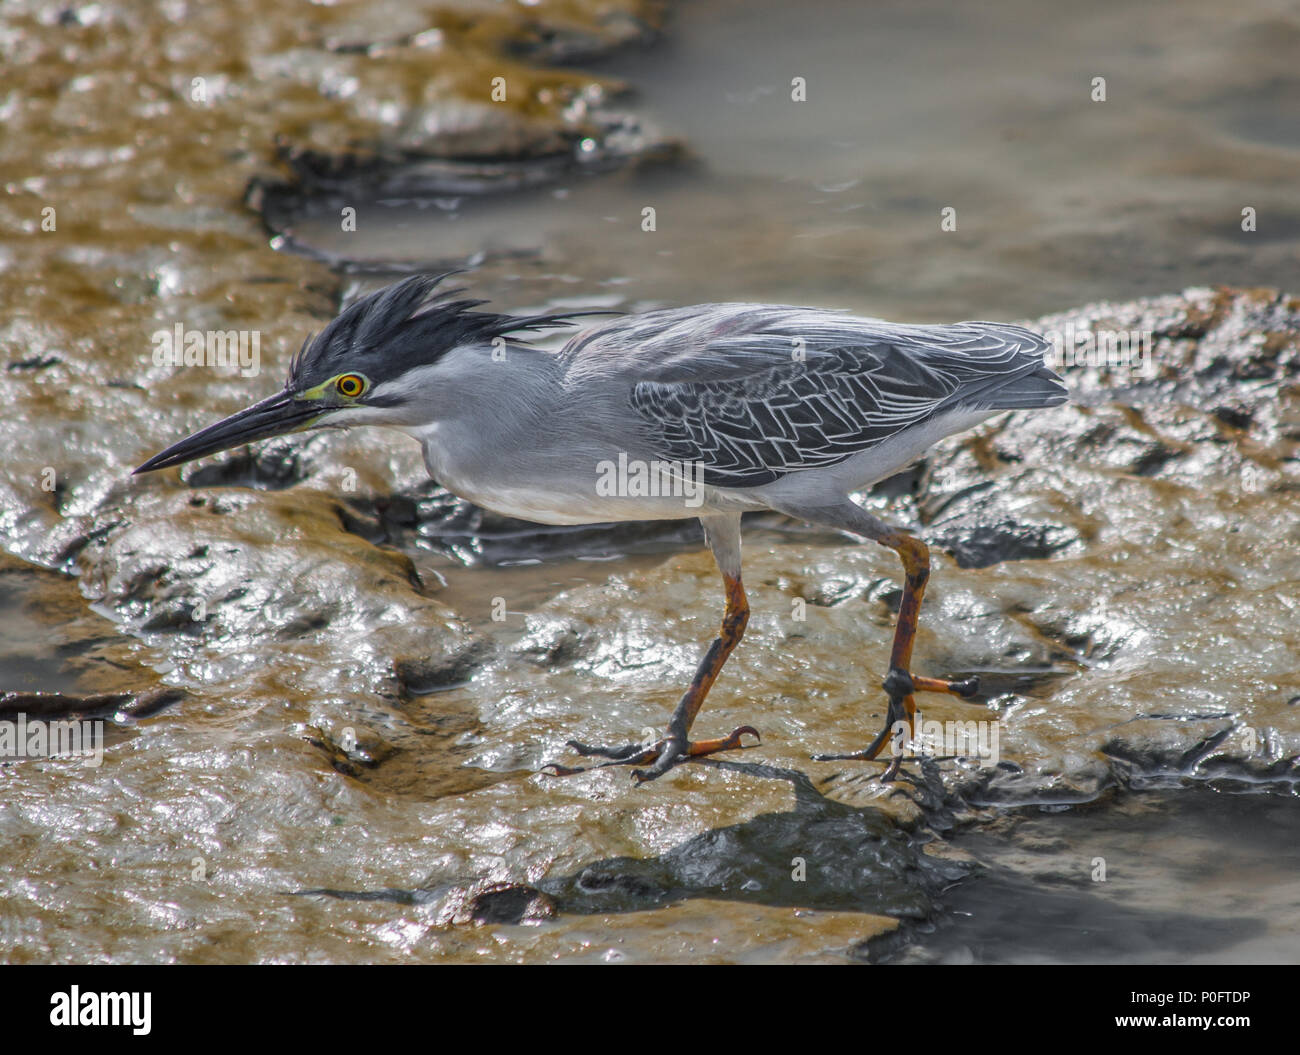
left=287, top=272, right=609, bottom=390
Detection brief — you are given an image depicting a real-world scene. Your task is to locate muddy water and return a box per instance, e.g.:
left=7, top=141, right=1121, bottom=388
left=286, top=0, right=1300, bottom=319
left=1, top=0, right=1298, bottom=963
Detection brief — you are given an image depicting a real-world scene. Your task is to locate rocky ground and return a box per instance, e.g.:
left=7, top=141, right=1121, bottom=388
left=1, top=0, right=1297, bottom=963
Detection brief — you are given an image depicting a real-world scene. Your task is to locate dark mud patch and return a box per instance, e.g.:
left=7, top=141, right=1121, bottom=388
left=182, top=442, right=319, bottom=492
left=297, top=763, right=962, bottom=934
left=935, top=519, right=1078, bottom=570
left=394, top=638, right=497, bottom=695
left=301, top=703, right=508, bottom=801
left=0, top=688, right=183, bottom=722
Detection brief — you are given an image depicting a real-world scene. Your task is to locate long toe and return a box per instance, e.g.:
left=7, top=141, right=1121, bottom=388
left=541, top=740, right=663, bottom=776
left=812, top=718, right=896, bottom=763
left=632, top=726, right=762, bottom=784
left=566, top=739, right=658, bottom=761
left=686, top=725, right=761, bottom=756
left=544, top=726, right=761, bottom=782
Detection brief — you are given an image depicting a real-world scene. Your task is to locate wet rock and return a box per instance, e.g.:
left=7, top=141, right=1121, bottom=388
left=394, top=639, right=495, bottom=695
left=303, top=877, right=559, bottom=926
left=1, top=0, right=1298, bottom=964
left=934, top=519, right=1076, bottom=570
left=183, top=442, right=317, bottom=492
left=0, top=551, right=179, bottom=702
left=911, top=288, right=1300, bottom=572
left=57, top=484, right=488, bottom=803
left=463, top=883, right=557, bottom=926
left=953, top=761, right=1119, bottom=808
left=1100, top=722, right=1300, bottom=786
left=304, top=722, right=398, bottom=776
left=543, top=774, right=951, bottom=920
left=1011, top=601, right=1129, bottom=664
left=0, top=688, right=183, bottom=722
left=513, top=615, right=588, bottom=667
left=252, top=112, right=682, bottom=262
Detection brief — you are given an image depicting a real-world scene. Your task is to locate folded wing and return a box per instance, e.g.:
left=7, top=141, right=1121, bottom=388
left=613, top=306, right=1064, bottom=488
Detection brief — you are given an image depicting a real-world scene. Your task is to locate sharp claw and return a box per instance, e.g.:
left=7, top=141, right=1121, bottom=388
left=549, top=724, right=762, bottom=782
left=540, top=762, right=587, bottom=777
left=630, top=757, right=675, bottom=785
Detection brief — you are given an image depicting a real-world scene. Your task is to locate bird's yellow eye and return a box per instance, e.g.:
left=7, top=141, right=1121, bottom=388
left=336, top=374, right=366, bottom=398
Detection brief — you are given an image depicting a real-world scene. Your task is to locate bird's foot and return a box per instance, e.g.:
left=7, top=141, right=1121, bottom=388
left=811, top=668, right=979, bottom=777
left=541, top=725, right=761, bottom=783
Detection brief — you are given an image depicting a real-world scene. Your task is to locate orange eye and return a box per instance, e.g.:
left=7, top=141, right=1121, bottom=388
left=336, top=374, right=365, bottom=398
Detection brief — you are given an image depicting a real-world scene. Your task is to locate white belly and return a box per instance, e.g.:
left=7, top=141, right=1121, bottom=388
left=407, top=424, right=727, bottom=526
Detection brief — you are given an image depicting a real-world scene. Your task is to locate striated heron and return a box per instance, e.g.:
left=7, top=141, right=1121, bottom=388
left=136, top=273, right=1067, bottom=783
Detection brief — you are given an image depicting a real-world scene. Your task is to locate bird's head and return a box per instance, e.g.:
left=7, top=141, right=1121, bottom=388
left=134, top=272, right=595, bottom=474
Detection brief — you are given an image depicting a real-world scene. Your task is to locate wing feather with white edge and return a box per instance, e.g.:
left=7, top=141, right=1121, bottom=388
left=612, top=307, right=1063, bottom=488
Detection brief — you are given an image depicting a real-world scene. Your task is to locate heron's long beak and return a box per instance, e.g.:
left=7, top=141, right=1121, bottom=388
left=133, top=390, right=327, bottom=474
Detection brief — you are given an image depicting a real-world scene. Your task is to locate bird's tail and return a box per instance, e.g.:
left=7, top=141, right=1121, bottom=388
left=972, top=366, right=1069, bottom=411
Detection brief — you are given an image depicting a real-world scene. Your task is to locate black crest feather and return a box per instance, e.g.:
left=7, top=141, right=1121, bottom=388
left=287, top=272, right=613, bottom=389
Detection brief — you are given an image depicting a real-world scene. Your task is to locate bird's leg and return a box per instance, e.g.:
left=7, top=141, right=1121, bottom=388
left=627, top=569, right=760, bottom=782
left=542, top=569, right=760, bottom=781
left=813, top=530, right=978, bottom=772
left=542, top=514, right=761, bottom=782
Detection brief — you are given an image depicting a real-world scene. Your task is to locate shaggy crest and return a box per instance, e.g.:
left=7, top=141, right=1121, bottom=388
left=287, top=271, right=610, bottom=389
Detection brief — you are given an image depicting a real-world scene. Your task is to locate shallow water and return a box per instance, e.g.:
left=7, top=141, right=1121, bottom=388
left=891, top=785, right=1300, bottom=965
left=1, top=0, right=1298, bottom=964
left=288, top=0, right=1300, bottom=320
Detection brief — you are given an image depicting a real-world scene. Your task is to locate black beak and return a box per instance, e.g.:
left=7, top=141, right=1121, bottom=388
left=133, top=390, right=326, bottom=474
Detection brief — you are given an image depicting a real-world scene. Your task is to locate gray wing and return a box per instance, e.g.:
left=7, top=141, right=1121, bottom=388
left=586, top=305, right=1063, bottom=488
